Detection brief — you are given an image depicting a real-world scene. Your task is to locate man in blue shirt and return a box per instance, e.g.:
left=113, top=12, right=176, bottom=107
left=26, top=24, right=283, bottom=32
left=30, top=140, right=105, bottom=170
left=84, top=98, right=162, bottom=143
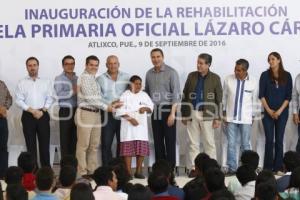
left=96, top=55, right=130, bottom=165
left=54, top=55, right=78, bottom=157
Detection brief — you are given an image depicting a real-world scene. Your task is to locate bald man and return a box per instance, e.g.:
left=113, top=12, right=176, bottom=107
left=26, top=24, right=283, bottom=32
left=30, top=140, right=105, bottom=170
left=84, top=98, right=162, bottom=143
left=96, top=55, right=130, bottom=165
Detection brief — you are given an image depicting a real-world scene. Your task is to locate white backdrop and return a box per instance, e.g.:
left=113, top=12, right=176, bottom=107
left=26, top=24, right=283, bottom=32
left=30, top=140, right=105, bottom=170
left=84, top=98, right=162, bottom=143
left=1, top=0, right=300, bottom=167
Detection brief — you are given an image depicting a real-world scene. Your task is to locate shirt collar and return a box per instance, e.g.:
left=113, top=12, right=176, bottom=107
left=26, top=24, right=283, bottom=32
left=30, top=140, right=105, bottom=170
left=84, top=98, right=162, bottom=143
left=236, top=74, right=249, bottom=81
left=155, top=191, right=169, bottom=197
left=104, top=71, right=122, bottom=80
left=97, top=186, right=114, bottom=192
left=198, top=70, right=209, bottom=78
left=152, top=63, right=166, bottom=72
left=26, top=75, right=40, bottom=80
left=245, top=180, right=256, bottom=187
left=83, top=70, right=95, bottom=77
left=63, top=71, right=76, bottom=77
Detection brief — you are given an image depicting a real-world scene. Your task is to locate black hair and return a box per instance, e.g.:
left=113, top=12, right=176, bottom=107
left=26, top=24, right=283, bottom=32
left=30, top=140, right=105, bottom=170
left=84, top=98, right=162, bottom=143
left=93, top=166, right=114, bottom=187
left=25, top=57, right=39, bottom=66
left=241, top=150, right=259, bottom=169
left=204, top=167, right=225, bottom=192
left=283, top=151, right=300, bottom=172
left=236, top=58, right=249, bottom=70
left=5, top=166, right=23, bottom=185
left=289, top=167, right=300, bottom=190
left=129, top=75, right=142, bottom=83
left=17, top=152, right=36, bottom=173
left=198, top=53, right=212, bottom=66
left=62, top=55, right=75, bottom=65
left=148, top=171, right=169, bottom=194
left=85, top=55, right=99, bottom=65
left=70, top=183, right=95, bottom=200
left=150, top=48, right=164, bottom=57
left=256, top=170, right=276, bottom=187
left=255, top=182, right=277, bottom=200
left=59, top=166, right=77, bottom=187
left=194, top=153, right=210, bottom=176
left=35, top=167, right=54, bottom=191
left=236, top=165, right=257, bottom=186
left=6, top=184, right=28, bottom=200
left=108, top=158, right=131, bottom=191
left=202, top=158, right=220, bottom=175
left=128, top=184, right=153, bottom=200
left=255, top=169, right=276, bottom=198
left=152, top=159, right=176, bottom=186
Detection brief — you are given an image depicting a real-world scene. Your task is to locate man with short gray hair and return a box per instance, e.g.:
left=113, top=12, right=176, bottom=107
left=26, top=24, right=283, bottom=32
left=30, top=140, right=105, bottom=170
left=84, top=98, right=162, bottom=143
left=181, top=53, right=222, bottom=177
left=96, top=55, right=130, bottom=165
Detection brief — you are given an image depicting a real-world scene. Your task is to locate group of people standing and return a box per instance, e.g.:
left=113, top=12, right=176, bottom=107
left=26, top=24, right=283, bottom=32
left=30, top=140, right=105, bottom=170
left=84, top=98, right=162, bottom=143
left=0, top=49, right=299, bottom=179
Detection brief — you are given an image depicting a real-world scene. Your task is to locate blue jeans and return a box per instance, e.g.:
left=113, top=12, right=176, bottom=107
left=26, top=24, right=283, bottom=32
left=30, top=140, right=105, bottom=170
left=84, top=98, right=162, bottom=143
left=227, top=122, right=252, bottom=171
left=101, top=111, right=120, bottom=166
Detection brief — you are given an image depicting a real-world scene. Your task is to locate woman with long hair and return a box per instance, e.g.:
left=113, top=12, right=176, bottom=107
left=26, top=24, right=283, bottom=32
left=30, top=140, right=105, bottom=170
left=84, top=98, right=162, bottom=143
left=259, top=52, right=293, bottom=172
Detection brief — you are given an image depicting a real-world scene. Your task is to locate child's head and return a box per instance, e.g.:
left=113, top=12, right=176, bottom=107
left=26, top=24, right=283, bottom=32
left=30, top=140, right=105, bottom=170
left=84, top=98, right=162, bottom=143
left=289, top=167, right=300, bottom=190
left=93, top=166, right=118, bottom=191
left=5, top=166, right=23, bottom=185
left=204, top=167, right=225, bottom=193
left=36, top=167, right=54, bottom=191
left=241, top=150, right=259, bottom=169
left=70, top=183, right=95, bottom=200
left=6, top=184, right=28, bottom=200
left=59, top=166, right=77, bottom=188
left=129, top=75, right=142, bottom=93
left=148, top=171, right=168, bottom=194
left=255, top=182, right=278, bottom=200
left=18, top=152, right=36, bottom=173
left=236, top=165, right=257, bottom=186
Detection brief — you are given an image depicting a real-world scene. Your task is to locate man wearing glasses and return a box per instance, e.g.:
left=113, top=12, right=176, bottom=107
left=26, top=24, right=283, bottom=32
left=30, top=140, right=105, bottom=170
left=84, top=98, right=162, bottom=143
left=54, top=55, right=78, bottom=157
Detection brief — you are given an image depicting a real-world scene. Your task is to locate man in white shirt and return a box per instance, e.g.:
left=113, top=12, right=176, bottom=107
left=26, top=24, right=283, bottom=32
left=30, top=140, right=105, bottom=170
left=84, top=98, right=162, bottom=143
left=223, top=59, right=258, bottom=174
left=15, top=57, right=53, bottom=167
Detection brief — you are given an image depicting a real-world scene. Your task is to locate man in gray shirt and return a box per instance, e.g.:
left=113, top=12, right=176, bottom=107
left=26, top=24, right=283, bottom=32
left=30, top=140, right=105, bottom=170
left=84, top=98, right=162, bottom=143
left=145, top=48, right=181, bottom=168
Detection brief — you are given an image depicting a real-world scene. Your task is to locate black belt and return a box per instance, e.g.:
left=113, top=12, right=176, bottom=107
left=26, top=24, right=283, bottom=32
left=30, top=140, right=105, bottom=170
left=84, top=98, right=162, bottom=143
left=80, top=107, right=100, bottom=113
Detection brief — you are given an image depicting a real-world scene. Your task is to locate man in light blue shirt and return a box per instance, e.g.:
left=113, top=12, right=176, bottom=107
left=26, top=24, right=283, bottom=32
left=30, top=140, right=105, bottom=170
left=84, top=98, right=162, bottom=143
left=54, top=55, right=78, bottom=158
left=96, top=55, right=130, bottom=165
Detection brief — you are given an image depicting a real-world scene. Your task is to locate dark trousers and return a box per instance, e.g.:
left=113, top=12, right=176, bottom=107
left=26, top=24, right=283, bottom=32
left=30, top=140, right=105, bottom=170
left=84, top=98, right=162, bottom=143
left=151, top=105, right=176, bottom=168
left=101, top=111, right=120, bottom=166
left=296, top=111, right=300, bottom=153
left=263, top=110, right=288, bottom=171
left=21, top=111, right=50, bottom=167
left=0, top=117, right=8, bottom=178
left=59, top=107, right=77, bottom=157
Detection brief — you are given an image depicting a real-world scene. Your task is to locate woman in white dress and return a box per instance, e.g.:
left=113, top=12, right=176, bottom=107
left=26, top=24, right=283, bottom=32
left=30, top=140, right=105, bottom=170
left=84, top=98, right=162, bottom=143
left=115, top=75, right=154, bottom=179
